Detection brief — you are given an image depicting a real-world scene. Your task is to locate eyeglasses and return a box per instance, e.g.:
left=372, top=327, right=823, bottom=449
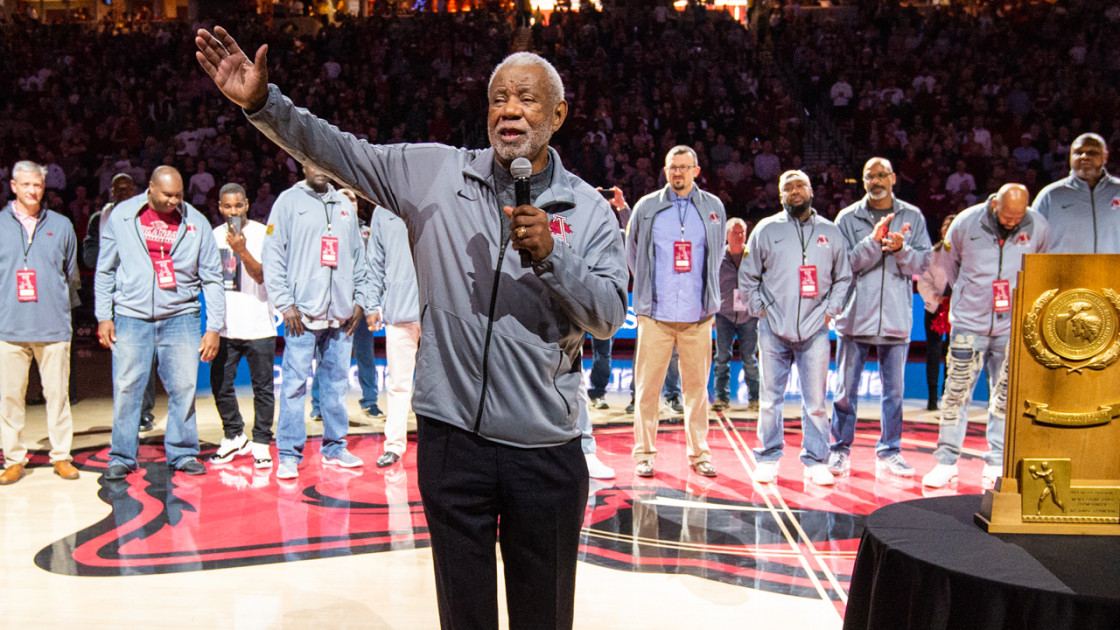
left=863, top=172, right=893, bottom=182
left=666, top=165, right=696, bottom=173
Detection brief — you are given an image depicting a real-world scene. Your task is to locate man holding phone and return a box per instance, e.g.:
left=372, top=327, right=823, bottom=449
left=208, top=183, right=276, bottom=468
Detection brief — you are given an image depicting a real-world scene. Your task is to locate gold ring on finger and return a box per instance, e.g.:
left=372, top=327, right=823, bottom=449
left=517, top=227, right=527, bottom=239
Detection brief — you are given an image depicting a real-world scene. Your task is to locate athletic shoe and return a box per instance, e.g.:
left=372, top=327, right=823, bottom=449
left=982, top=464, right=1001, bottom=485
left=363, top=405, right=386, bottom=420
left=322, top=450, right=363, bottom=468
left=664, top=396, right=684, bottom=414
left=746, top=400, right=760, bottom=412
left=252, top=442, right=273, bottom=469
left=827, top=451, right=850, bottom=476
left=585, top=453, right=615, bottom=479
left=803, top=464, right=835, bottom=486
left=711, top=399, right=730, bottom=411
left=625, top=397, right=635, bottom=414
left=876, top=454, right=915, bottom=477
left=589, top=397, right=609, bottom=410
left=277, top=458, right=299, bottom=479
left=754, top=461, right=779, bottom=484
left=210, top=434, right=250, bottom=464
left=921, top=463, right=959, bottom=488
left=309, top=411, right=322, bottom=422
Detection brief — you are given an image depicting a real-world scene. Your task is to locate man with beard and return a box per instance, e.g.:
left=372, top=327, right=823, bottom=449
left=739, top=170, right=851, bottom=486
left=626, top=146, right=726, bottom=479
left=196, top=28, right=627, bottom=629
left=828, top=158, right=931, bottom=478
left=1032, top=133, right=1120, bottom=255
left=921, top=185, right=1049, bottom=489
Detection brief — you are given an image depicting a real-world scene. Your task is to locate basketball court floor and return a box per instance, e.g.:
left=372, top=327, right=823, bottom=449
left=0, top=358, right=995, bottom=629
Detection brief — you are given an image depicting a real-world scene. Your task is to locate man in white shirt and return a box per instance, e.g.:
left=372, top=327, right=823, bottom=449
left=208, top=183, right=276, bottom=468
left=188, top=160, right=216, bottom=208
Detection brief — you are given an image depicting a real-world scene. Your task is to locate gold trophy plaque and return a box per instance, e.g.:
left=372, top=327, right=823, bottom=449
left=976, top=254, right=1120, bottom=535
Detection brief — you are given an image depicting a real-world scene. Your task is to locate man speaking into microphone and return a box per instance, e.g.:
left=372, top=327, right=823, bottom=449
left=196, top=28, right=628, bottom=629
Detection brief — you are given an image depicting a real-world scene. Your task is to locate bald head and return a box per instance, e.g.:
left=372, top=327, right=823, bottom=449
left=991, top=183, right=1030, bottom=230
left=148, top=166, right=184, bottom=215
left=1070, top=133, right=1108, bottom=186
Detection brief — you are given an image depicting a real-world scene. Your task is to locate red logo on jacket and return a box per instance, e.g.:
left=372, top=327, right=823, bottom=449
left=816, top=236, right=830, bottom=247
left=549, top=216, right=572, bottom=243
left=1015, top=232, right=1030, bottom=245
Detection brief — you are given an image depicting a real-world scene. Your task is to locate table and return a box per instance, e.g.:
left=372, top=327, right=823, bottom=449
left=843, top=494, right=1120, bottom=629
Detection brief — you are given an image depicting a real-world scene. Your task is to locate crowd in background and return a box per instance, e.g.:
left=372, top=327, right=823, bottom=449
left=1, top=0, right=1117, bottom=252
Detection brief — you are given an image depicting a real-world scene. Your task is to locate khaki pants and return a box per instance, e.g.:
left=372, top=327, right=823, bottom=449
left=0, top=340, right=73, bottom=465
left=632, top=315, right=713, bottom=465
left=383, top=322, right=420, bottom=456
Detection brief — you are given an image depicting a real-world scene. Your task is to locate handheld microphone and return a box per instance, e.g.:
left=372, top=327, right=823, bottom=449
left=510, top=157, right=533, bottom=267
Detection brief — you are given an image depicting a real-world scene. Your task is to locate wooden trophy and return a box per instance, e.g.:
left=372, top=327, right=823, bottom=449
left=976, top=253, right=1120, bottom=535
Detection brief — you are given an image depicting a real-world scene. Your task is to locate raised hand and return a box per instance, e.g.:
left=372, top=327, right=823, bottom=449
left=195, top=26, right=270, bottom=112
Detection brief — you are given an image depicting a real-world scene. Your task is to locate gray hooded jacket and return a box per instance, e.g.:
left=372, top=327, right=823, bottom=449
left=739, top=209, right=852, bottom=342
left=945, top=198, right=1050, bottom=337
left=833, top=196, right=931, bottom=341
left=247, top=85, right=628, bottom=448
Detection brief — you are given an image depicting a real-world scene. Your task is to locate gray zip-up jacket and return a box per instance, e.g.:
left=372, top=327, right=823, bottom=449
left=626, top=185, right=726, bottom=319
left=945, top=198, right=1050, bottom=337
left=246, top=85, right=628, bottom=448
left=1032, top=169, right=1120, bottom=254
left=0, top=205, right=79, bottom=342
left=739, top=209, right=852, bottom=342
left=262, top=181, right=373, bottom=322
left=833, top=196, right=931, bottom=341
left=367, top=207, right=419, bottom=325
left=94, top=193, right=224, bottom=331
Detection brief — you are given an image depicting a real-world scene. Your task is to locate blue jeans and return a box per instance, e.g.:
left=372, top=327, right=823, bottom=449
left=109, top=313, right=202, bottom=469
left=713, top=314, right=760, bottom=402
left=755, top=320, right=831, bottom=466
left=933, top=331, right=1007, bottom=466
left=587, top=336, right=612, bottom=400
left=278, top=327, right=354, bottom=463
left=311, top=324, right=379, bottom=415
left=829, top=336, right=907, bottom=458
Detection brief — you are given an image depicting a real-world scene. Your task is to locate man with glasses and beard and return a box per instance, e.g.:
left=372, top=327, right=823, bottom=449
left=827, top=158, right=930, bottom=479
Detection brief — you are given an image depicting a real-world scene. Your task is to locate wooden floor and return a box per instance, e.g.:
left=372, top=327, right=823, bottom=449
left=0, top=357, right=996, bottom=629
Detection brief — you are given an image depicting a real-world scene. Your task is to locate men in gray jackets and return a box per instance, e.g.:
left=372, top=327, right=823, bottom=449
left=366, top=206, right=419, bottom=468
left=626, top=145, right=725, bottom=479
left=95, top=166, right=224, bottom=480
left=922, top=184, right=1049, bottom=488
left=0, top=161, right=81, bottom=485
left=197, top=28, right=627, bottom=630
left=740, top=170, right=852, bottom=486
left=263, top=162, right=374, bottom=480
left=1032, top=133, right=1120, bottom=255
left=828, top=158, right=931, bottom=478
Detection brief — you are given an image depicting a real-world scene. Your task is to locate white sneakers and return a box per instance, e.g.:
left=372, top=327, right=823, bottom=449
left=584, top=453, right=615, bottom=479
left=982, top=464, right=1001, bottom=485
left=210, top=435, right=251, bottom=464
left=803, top=464, right=835, bottom=486
left=922, top=463, right=959, bottom=488
left=754, top=461, right=779, bottom=484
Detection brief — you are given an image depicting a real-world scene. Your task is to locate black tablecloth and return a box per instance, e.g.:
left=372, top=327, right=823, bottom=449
left=844, top=494, right=1120, bottom=630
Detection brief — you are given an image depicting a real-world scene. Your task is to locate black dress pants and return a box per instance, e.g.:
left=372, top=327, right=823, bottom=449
left=416, top=415, right=589, bottom=630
